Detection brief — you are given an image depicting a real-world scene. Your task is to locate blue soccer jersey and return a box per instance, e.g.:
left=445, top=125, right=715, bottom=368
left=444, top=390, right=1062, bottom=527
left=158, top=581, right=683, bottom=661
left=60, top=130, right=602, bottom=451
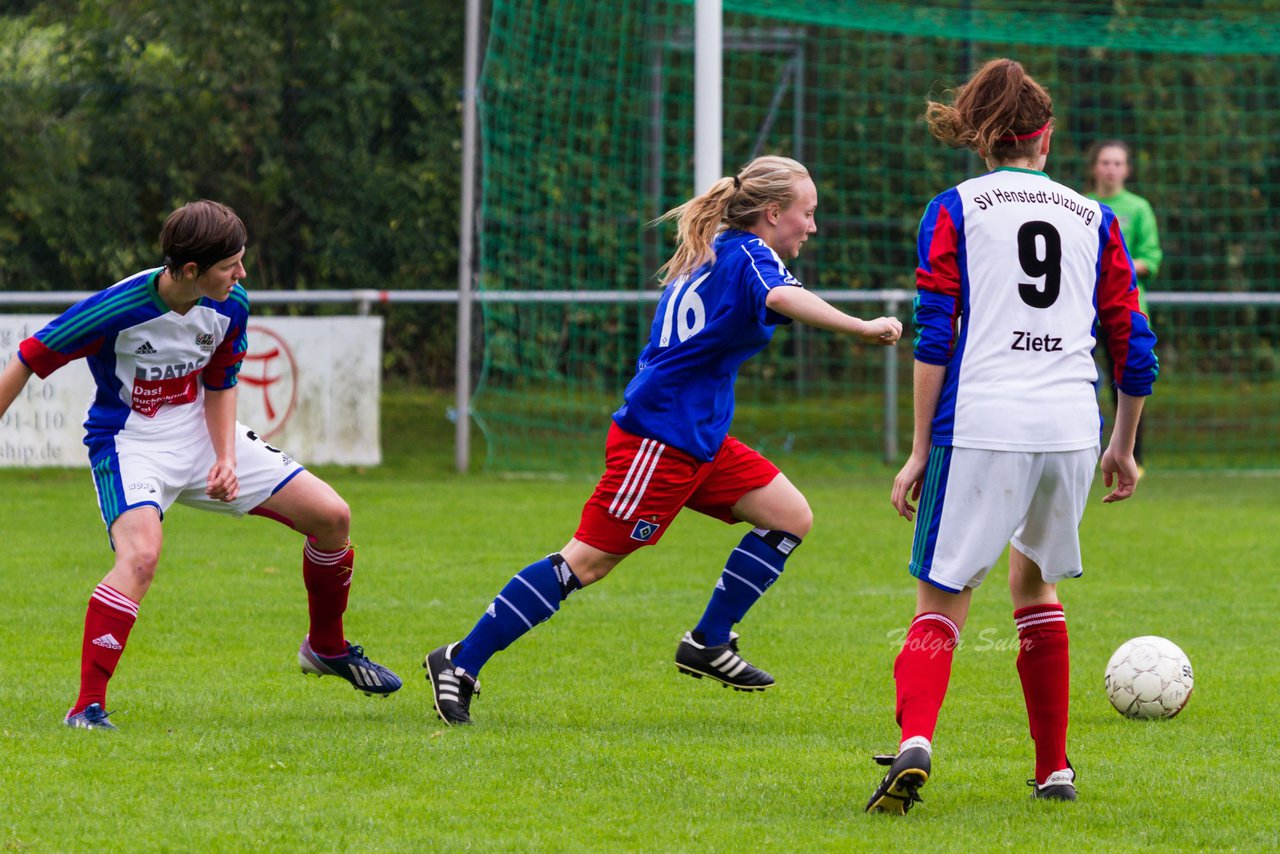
left=18, top=268, right=250, bottom=461
left=613, top=229, right=800, bottom=461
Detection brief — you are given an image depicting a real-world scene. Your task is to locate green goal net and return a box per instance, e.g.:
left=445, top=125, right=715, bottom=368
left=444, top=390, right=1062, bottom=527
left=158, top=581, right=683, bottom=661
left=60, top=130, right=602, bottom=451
left=470, top=0, right=1280, bottom=473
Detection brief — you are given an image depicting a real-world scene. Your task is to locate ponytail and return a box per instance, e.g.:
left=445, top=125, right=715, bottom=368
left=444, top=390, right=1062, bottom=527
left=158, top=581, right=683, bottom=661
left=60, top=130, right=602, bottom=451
left=654, top=155, right=810, bottom=285
left=653, top=177, right=738, bottom=285
left=925, top=58, right=1054, bottom=165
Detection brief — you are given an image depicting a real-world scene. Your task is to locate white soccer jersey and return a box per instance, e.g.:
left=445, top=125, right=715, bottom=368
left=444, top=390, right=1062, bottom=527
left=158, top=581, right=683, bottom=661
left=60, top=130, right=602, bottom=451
left=18, top=268, right=249, bottom=461
left=913, top=168, right=1158, bottom=451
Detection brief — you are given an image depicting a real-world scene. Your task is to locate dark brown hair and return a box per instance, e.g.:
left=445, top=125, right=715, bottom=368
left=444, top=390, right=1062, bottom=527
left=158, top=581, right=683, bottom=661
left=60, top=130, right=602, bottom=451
left=924, top=58, right=1054, bottom=164
left=653, top=155, right=810, bottom=284
left=160, top=200, right=247, bottom=275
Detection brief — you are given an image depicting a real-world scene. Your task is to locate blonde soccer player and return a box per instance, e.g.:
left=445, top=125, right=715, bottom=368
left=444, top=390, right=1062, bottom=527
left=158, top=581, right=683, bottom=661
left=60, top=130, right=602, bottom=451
left=424, top=156, right=902, bottom=725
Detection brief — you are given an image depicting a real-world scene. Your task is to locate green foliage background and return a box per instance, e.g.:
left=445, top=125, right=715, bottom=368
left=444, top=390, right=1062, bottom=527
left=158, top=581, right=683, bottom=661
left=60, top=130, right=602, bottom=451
left=0, top=0, right=465, bottom=382
left=1, top=2, right=1277, bottom=469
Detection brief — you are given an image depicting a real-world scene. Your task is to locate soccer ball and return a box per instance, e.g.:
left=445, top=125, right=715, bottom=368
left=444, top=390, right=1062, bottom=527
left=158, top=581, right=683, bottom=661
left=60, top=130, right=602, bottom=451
left=1103, top=636, right=1194, bottom=719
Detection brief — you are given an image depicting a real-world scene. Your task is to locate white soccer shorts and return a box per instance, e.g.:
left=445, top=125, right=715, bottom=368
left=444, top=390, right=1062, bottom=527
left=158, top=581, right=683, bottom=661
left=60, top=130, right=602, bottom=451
left=91, top=422, right=304, bottom=530
left=908, top=444, right=1100, bottom=592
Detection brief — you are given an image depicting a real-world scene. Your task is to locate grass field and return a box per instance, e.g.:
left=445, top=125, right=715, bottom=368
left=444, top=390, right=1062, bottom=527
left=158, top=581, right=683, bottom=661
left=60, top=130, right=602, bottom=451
left=2, top=389, right=1277, bottom=851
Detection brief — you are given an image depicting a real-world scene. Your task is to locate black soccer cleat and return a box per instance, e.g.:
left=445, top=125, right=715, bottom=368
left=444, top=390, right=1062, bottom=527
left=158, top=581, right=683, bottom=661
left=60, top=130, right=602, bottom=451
left=674, top=631, right=774, bottom=691
left=1030, top=765, right=1077, bottom=801
left=865, top=746, right=931, bottom=815
left=423, top=642, right=480, bottom=725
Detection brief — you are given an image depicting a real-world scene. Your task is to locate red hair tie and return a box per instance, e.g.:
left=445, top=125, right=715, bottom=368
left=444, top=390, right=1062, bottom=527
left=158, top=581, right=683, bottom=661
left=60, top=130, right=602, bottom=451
left=1000, top=120, right=1052, bottom=142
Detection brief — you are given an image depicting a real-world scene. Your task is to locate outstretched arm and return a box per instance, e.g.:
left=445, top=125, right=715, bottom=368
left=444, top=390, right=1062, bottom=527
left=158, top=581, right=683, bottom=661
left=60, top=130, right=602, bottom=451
left=0, top=357, right=34, bottom=420
left=764, top=286, right=902, bottom=344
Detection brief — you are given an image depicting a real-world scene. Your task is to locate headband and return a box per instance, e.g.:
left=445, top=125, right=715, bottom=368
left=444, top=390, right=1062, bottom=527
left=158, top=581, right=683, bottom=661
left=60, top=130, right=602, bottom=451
left=1000, top=120, right=1052, bottom=142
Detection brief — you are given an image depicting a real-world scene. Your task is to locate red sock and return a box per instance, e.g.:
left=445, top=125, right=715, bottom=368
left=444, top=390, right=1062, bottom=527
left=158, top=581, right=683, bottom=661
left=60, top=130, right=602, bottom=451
left=73, top=583, right=139, bottom=715
left=894, top=612, right=960, bottom=743
left=303, top=540, right=353, bottom=656
left=1015, top=603, right=1070, bottom=784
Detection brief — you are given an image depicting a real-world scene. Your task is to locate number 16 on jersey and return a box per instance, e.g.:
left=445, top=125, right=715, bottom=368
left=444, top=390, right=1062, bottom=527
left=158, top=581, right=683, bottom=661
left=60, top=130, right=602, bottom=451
left=659, top=272, right=710, bottom=347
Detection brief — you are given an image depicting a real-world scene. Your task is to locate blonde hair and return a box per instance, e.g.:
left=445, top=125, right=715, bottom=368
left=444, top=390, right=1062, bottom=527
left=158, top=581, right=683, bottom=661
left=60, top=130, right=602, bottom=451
left=924, top=58, right=1054, bottom=166
left=654, top=155, right=810, bottom=285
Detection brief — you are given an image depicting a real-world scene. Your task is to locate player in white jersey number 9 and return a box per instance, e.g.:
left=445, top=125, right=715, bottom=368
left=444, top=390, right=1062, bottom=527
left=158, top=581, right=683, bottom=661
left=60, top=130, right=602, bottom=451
left=864, top=59, right=1159, bottom=814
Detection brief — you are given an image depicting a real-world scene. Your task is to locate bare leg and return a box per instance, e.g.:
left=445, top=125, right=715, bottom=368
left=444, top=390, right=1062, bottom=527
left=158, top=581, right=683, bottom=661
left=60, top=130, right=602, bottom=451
left=729, top=473, right=813, bottom=537
left=102, top=507, right=164, bottom=601
left=255, top=470, right=351, bottom=549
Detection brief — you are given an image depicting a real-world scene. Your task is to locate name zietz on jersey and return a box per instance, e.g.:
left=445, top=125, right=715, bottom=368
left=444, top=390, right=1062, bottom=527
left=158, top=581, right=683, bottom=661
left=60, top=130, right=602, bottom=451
left=916, top=168, right=1147, bottom=451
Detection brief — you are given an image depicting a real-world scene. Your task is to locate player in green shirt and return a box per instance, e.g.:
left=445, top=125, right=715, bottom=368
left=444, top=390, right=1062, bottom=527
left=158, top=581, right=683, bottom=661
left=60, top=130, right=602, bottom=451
left=1087, top=140, right=1162, bottom=468
left=1086, top=140, right=1162, bottom=314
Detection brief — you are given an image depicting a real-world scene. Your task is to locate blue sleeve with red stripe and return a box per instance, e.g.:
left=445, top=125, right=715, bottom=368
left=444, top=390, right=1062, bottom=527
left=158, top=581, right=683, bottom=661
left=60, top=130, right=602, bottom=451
left=17, top=298, right=112, bottom=379
left=1096, top=207, right=1158, bottom=396
left=203, top=285, right=250, bottom=390
left=913, top=190, right=964, bottom=366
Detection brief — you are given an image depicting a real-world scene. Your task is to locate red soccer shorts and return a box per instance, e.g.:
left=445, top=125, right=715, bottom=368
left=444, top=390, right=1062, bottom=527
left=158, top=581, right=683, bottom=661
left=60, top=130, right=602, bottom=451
left=573, top=422, right=780, bottom=555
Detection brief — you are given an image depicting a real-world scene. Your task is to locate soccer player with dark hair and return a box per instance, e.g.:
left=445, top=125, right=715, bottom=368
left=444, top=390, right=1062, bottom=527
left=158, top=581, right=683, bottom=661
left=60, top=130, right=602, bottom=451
left=424, top=155, right=903, bottom=725
left=863, top=60, right=1158, bottom=813
left=0, top=200, right=401, bottom=730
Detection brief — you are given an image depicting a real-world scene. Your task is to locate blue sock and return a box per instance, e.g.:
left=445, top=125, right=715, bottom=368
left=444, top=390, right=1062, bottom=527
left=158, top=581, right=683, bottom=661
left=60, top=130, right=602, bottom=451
left=452, top=554, right=581, bottom=676
left=693, top=528, right=801, bottom=646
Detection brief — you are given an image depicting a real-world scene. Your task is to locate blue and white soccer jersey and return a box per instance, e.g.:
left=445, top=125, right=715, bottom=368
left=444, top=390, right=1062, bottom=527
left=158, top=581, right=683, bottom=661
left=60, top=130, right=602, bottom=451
left=910, top=168, right=1158, bottom=590
left=18, top=268, right=302, bottom=530
left=613, top=229, right=799, bottom=462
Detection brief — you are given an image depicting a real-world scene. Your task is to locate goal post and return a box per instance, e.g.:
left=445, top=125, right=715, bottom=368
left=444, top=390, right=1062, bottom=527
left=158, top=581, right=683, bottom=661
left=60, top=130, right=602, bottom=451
left=694, top=0, right=723, bottom=198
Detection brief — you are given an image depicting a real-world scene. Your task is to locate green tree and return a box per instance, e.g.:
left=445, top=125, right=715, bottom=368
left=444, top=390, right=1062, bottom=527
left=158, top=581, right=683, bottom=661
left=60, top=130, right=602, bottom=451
left=0, top=0, right=466, bottom=382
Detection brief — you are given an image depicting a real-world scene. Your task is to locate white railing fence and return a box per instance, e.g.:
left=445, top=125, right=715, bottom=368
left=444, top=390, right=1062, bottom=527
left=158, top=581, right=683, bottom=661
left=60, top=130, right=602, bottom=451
left=3, top=290, right=1277, bottom=471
